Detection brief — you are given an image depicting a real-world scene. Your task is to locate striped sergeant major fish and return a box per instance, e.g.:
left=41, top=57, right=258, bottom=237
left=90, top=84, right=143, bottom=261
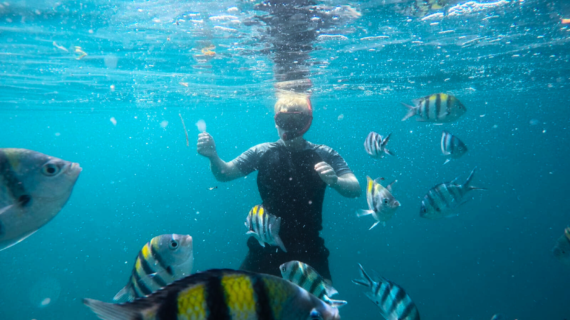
left=85, top=268, right=341, bottom=320
left=0, top=148, right=81, bottom=251
left=402, top=93, right=466, bottom=123
left=420, top=167, right=486, bottom=219
left=352, top=264, right=420, bottom=320
left=245, top=204, right=287, bottom=252
left=552, top=227, right=570, bottom=269
left=280, top=260, right=347, bottom=308
left=441, top=131, right=468, bottom=165
left=357, top=177, right=400, bottom=230
left=113, top=234, right=194, bottom=302
left=364, top=132, right=395, bottom=159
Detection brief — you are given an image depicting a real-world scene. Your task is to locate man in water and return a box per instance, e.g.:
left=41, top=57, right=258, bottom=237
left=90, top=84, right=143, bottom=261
left=197, top=92, right=360, bottom=282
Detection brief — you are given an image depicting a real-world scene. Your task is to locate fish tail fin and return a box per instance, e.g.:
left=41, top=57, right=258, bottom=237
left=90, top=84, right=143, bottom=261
left=356, top=209, right=374, bottom=217
left=324, top=282, right=338, bottom=298
left=323, top=296, right=348, bottom=308
left=112, top=285, right=130, bottom=302
left=380, top=133, right=392, bottom=147
left=352, top=263, right=374, bottom=287
left=463, top=167, right=487, bottom=190
left=401, top=103, right=417, bottom=121
left=271, top=218, right=287, bottom=252
left=384, top=148, right=396, bottom=157
left=83, top=298, right=142, bottom=320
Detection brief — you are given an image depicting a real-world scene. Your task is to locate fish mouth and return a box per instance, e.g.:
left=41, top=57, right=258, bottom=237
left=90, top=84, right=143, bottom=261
left=65, top=162, right=82, bottom=180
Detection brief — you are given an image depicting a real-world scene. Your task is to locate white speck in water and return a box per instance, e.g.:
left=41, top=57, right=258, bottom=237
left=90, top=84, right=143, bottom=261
left=543, top=129, right=547, bottom=133
left=55, top=132, right=61, bottom=137
left=530, top=119, right=539, bottom=125
left=160, top=120, right=169, bottom=128
left=110, top=117, right=117, bottom=126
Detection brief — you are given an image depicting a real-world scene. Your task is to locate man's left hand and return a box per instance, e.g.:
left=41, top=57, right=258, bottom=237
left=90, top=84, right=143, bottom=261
left=315, top=161, right=339, bottom=186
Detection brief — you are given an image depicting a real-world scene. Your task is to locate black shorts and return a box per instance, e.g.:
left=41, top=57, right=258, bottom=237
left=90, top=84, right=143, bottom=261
left=239, top=237, right=332, bottom=281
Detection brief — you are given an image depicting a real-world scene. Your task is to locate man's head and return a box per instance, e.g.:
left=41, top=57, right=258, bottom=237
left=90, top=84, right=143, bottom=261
left=274, top=92, right=313, bottom=141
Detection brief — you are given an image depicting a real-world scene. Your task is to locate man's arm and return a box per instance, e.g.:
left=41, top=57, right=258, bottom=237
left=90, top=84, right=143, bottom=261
left=197, top=132, right=244, bottom=182
left=315, top=162, right=361, bottom=198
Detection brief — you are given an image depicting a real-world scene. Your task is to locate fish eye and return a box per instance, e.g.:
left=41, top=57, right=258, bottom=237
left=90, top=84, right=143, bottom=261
left=41, top=163, right=61, bottom=176
left=169, top=240, right=179, bottom=249
left=383, top=199, right=388, bottom=204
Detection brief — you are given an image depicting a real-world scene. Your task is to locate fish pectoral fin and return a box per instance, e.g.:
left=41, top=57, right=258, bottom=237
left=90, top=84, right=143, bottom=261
left=256, top=238, right=266, bottom=248
left=0, top=205, right=14, bottom=216
left=84, top=298, right=142, bottom=320
left=369, top=221, right=381, bottom=230
left=356, top=209, right=374, bottom=217
left=113, top=285, right=130, bottom=302
left=443, top=159, right=451, bottom=165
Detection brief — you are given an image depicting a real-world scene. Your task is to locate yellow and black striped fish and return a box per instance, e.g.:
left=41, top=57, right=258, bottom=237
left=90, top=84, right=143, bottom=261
left=85, top=269, right=341, bottom=320
left=280, top=261, right=347, bottom=308
left=245, top=204, right=287, bottom=252
left=113, top=234, right=194, bottom=302
left=402, top=93, right=466, bottom=123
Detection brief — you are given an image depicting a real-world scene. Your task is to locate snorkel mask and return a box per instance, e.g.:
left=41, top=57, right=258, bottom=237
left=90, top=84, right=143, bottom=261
left=274, top=97, right=313, bottom=141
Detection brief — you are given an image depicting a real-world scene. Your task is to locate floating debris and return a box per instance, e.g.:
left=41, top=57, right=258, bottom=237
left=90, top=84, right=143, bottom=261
left=74, top=46, right=87, bottom=60
left=52, top=42, right=68, bottom=52
left=179, top=114, right=190, bottom=147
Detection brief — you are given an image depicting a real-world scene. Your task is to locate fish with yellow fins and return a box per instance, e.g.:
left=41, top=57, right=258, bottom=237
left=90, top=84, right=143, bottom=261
left=85, top=269, right=340, bottom=320
left=245, top=204, right=287, bottom=252
left=357, top=176, right=400, bottom=230
left=113, top=234, right=194, bottom=302
left=552, top=227, right=570, bottom=269
left=402, top=93, right=466, bottom=123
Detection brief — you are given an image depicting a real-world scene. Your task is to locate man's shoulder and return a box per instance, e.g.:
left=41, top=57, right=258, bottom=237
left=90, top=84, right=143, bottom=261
left=306, top=141, right=337, bottom=154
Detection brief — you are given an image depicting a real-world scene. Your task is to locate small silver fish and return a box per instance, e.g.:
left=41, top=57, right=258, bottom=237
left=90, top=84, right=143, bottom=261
left=441, top=131, right=468, bottom=164
left=0, top=148, right=81, bottom=251
left=402, top=93, right=466, bottom=123
left=245, top=204, right=287, bottom=252
left=352, top=264, right=420, bottom=320
left=420, top=167, right=485, bottom=219
left=357, top=176, right=400, bottom=230
left=280, top=260, right=347, bottom=308
left=364, top=132, right=395, bottom=159
left=552, top=227, right=570, bottom=269
left=490, top=314, right=506, bottom=320
left=114, top=234, right=194, bottom=302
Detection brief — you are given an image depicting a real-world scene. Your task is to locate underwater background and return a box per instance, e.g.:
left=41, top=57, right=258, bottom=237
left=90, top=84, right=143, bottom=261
left=1, top=0, right=569, bottom=319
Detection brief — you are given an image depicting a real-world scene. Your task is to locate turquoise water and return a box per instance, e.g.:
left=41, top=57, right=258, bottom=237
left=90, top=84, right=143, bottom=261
left=1, top=0, right=569, bottom=319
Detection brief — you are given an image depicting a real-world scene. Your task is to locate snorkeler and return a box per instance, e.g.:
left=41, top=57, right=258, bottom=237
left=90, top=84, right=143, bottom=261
left=197, top=92, right=360, bottom=282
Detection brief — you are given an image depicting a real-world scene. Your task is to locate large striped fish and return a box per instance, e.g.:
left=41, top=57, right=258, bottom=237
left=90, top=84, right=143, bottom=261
left=552, top=227, right=570, bottom=269
left=420, top=167, right=485, bottom=219
left=113, top=234, right=194, bottom=302
left=0, top=148, right=81, bottom=251
left=280, top=260, right=347, bottom=308
left=441, top=131, right=468, bottom=165
left=364, top=132, right=395, bottom=159
left=402, top=93, right=466, bottom=123
left=85, top=269, right=341, bottom=320
left=357, top=176, right=400, bottom=230
left=352, top=264, right=420, bottom=320
left=245, top=204, right=287, bottom=252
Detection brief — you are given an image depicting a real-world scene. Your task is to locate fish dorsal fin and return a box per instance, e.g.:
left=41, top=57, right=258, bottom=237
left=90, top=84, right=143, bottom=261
left=381, top=133, right=392, bottom=147
left=386, top=180, right=397, bottom=192
left=373, top=178, right=385, bottom=185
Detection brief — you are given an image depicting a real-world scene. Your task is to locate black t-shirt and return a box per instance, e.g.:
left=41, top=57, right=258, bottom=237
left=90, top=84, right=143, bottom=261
left=232, top=139, right=352, bottom=250
left=232, top=140, right=352, bottom=178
